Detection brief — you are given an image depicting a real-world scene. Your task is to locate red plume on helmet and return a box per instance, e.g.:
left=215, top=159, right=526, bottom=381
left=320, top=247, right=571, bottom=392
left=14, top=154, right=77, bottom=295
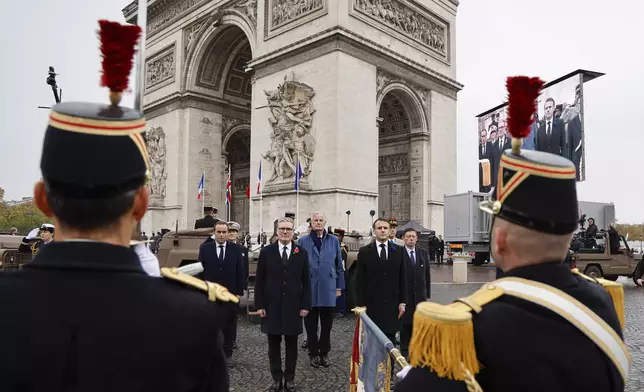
left=98, top=20, right=142, bottom=105
left=505, top=76, right=545, bottom=154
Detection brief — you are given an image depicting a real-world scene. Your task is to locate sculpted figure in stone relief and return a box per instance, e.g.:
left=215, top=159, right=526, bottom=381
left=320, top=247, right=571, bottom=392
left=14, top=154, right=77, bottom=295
left=147, top=126, right=168, bottom=198
left=271, top=0, right=323, bottom=28
left=262, top=75, right=316, bottom=184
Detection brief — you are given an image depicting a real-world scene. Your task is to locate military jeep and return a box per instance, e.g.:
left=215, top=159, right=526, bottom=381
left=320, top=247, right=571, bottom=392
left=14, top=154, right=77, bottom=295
left=0, top=234, right=32, bottom=271
left=571, top=233, right=641, bottom=280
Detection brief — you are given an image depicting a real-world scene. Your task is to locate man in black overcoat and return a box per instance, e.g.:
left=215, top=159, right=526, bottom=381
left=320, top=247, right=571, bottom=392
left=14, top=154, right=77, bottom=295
left=399, top=228, right=431, bottom=358
left=198, top=221, right=245, bottom=365
left=395, top=77, right=628, bottom=392
left=355, top=218, right=407, bottom=342
left=195, top=206, right=219, bottom=229
left=255, top=217, right=311, bottom=392
left=0, top=34, right=231, bottom=392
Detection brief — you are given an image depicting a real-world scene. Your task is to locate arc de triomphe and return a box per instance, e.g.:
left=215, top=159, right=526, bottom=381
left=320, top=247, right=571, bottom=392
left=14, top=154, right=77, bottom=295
left=123, top=0, right=462, bottom=236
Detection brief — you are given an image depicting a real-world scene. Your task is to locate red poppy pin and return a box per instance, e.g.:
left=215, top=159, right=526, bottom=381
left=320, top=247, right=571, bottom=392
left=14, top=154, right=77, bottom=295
left=293, top=247, right=300, bottom=254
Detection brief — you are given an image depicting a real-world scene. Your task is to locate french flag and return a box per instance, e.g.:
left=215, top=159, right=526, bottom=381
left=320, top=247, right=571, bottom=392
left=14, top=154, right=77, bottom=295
left=197, top=172, right=205, bottom=200
left=256, top=160, right=262, bottom=195
left=225, top=166, right=232, bottom=205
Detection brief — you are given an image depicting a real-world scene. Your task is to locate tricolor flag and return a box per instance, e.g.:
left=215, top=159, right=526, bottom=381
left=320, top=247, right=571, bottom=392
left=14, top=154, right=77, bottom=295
left=197, top=172, right=205, bottom=200
left=294, top=158, right=303, bottom=191
left=256, top=160, right=262, bottom=195
left=225, top=166, right=232, bottom=205
left=349, top=312, right=394, bottom=392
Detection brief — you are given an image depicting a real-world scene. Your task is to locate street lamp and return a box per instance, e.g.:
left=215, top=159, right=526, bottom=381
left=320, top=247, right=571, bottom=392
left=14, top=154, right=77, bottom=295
left=38, top=66, right=63, bottom=109
left=369, top=210, right=375, bottom=236
left=345, top=210, right=351, bottom=233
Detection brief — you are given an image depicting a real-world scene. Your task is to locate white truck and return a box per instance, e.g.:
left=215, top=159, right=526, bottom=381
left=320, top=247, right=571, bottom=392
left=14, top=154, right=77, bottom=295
left=443, top=191, right=615, bottom=266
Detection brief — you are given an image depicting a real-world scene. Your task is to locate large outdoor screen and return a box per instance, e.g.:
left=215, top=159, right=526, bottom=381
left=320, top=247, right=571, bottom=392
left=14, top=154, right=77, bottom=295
left=476, top=70, right=602, bottom=193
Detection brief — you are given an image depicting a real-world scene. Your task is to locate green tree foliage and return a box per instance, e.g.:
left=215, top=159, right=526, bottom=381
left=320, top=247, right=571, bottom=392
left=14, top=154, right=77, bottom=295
left=615, top=223, right=644, bottom=241
left=0, top=186, right=5, bottom=201
left=0, top=201, right=49, bottom=234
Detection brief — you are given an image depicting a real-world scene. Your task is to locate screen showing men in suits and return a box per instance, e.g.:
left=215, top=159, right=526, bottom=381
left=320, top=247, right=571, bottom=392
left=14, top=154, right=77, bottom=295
left=477, top=73, right=586, bottom=192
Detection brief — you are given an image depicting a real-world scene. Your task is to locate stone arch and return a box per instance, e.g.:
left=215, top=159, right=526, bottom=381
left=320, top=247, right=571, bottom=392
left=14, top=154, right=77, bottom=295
left=377, top=82, right=428, bottom=133
left=222, top=123, right=251, bottom=153
left=183, top=10, right=256, bottom=92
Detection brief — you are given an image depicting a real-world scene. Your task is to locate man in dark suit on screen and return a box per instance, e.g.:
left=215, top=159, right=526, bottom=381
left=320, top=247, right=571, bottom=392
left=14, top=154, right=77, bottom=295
left=198, top=221, right=245, bottom=367
left=536, top=98, right=565, bottom=155
left=195, top=207, right=219, bottom=229
left=561, top=85, right=583, bottom=180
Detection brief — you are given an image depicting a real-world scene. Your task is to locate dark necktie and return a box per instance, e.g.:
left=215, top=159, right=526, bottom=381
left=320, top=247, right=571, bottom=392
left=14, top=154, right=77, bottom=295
left=379, top=244, right=387, bottom=261
left=410, top=250, right=416, bottom=265
left=483, top=145, right=486, bottom=156
left=218, top=245, right=224, bottom=262
left=547, top=121, right=551, bottom=136
left=282, top=246, right=289, bottom=264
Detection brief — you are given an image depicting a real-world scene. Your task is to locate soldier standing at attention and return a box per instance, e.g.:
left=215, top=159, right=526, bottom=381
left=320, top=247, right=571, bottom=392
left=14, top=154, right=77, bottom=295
left=0, top=20, right=236, bottom=391
left=195, top=206, right=219, bottom=229
left=395, top=76, right=629, bottom=392
left=387, top=218, right=405, bottom=246
left=18, top=223, right=55, bottom=256
left=227, top=220, right=249, bottom=350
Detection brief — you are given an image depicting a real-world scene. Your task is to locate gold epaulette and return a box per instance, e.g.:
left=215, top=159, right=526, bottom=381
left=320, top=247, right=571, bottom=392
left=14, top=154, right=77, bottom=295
left=409, top=282, right=504, bottom=382
left=571, top=268, right=625, bottom=329
left=160, top=267, right=239, bottom=304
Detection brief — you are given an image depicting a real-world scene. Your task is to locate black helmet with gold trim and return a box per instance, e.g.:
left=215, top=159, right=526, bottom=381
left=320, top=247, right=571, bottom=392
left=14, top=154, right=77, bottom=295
left=480, top=76, right=579, bottom=235
left=40, top=20, right=146, bottom=198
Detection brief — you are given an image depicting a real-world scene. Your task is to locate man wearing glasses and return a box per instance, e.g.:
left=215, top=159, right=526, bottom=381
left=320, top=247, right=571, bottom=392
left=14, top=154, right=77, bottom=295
left=255, top=217, right=311, bottom=392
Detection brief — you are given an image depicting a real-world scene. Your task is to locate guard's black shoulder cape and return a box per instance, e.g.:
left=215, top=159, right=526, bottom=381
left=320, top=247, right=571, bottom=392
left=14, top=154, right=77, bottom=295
left=395, top=262, right=625, bottom=392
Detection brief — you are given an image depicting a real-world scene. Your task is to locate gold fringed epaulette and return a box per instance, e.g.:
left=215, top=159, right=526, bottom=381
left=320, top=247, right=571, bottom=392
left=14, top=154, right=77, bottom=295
left=571, top=269, right=625, bottom=330
left=409, top=282, right=504, bottom=382
left=161, top=267, right=239, bottom=304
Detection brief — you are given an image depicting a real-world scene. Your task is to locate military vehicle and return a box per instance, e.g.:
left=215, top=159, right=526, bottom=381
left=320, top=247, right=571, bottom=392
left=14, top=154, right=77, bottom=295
left=0, top=234, right=32, bottom=271
left=571, top=232, right=642, bottom=280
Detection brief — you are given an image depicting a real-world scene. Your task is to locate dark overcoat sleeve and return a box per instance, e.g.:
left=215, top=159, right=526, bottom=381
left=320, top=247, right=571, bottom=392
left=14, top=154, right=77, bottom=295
left=398, top=248, right=407, bottom=305
left=254, top=248, right=267, bottom=310
left=422, top=249, right=431, bottom=298
left=300, top=249, right=312, bottom=310
left=355, top=247, right=367, bottom=307
left=334, top=238, right=345, bottom=290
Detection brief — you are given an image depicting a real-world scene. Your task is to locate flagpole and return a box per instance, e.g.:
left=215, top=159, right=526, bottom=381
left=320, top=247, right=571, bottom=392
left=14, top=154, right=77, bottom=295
left=259, top=161, right=263, bottom=237
left=296, top=152, right=300, bottom=225
left=228, top=165, right=232, bottom=222
left=202, top=170, right=205, bottom=214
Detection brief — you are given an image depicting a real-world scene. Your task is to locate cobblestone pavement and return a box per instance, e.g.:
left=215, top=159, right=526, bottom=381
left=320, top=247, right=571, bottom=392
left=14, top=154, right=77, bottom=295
left=231, top=266, right=643, bottom=391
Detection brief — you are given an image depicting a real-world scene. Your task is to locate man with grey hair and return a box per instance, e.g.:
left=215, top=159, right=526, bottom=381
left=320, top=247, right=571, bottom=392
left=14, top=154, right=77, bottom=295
left=297, top=212, right=345, bottom=368
left=255, top=217, right=311, bottom=392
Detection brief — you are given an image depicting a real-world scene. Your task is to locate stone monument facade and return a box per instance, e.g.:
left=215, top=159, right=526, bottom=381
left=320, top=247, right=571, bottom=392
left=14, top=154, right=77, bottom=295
left=123, top=0, right=462, bottom=236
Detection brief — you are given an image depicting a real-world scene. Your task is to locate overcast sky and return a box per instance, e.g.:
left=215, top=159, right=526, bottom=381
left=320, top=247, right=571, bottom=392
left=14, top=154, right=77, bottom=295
left=1, top=0, right=642, bottom=223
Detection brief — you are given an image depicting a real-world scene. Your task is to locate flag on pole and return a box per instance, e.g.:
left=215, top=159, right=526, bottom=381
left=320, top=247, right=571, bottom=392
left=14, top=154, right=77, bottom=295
left=295, top=158, right=303, bottom=191
left=245, top=183, right=250, bottom=199
left=256, top=160, right=262, bottom=195
left=197, top=172, right=205, bottom=200
left=349, top=312, right=394, bottom=392
left=225, top=166, right=232, bottom=205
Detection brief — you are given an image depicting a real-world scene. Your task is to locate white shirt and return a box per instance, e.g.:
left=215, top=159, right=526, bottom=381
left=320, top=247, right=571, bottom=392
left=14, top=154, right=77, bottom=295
left=376, top=240, right=389, bottom=260
left=213, top=239, right=227, bottom=259
left=279, top=242, right=292, bottom=259
left=498, top=136, right=505, bottom=148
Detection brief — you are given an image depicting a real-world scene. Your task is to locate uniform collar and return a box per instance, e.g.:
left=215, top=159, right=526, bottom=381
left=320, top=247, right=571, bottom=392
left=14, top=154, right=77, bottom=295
left=503, top=261, right=576, bottom=289
left=24, top=241, right=145, bottom=274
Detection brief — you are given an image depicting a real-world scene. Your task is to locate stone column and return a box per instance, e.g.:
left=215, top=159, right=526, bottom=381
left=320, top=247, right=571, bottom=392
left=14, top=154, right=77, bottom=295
left=409, top=132, right=430, bottom=223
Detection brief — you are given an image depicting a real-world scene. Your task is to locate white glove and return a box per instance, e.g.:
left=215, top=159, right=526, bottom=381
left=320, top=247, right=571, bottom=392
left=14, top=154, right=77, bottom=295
left=133, top=243, right=161, bottom=277
left=26, top=228, right=40, bottom=240
left=397, top=365, right=412, bottom=380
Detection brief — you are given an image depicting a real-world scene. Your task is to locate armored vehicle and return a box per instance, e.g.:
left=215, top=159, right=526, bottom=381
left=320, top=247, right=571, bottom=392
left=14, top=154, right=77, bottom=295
left=571, top=232, right=642, bottom=280
left=0, top=234, right=32, bottom=271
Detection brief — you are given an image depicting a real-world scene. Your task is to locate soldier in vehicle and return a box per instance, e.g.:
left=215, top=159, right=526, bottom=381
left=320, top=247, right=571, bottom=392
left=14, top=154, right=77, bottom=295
left=195, top=206, right=219, bottom=229
left=396, top=76, right=629, bottom=392
left=18, top=223, right=55, bottom=256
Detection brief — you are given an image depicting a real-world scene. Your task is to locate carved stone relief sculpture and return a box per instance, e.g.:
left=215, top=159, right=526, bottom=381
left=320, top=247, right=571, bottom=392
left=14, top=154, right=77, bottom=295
left=184, top=20, right=207, bottom=56
left=147, top=127, right=168, bottom=200
left=376, top=70, right=428, bottom=109
left=148, top=0, right=205, bottom=35
left=353, top=0, right=448, bottom=57
left=235, top=0, right=258, bottom=22
left=146, top=46, right=176, bottom=90
left=262, top=74, right=316, bottom=184
left=379, top=153, right=409, bottom=175
left=270, top=0, right=323, bottom=28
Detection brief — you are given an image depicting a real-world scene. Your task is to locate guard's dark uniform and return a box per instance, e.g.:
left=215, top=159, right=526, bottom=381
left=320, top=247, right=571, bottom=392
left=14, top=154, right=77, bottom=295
left=395, top=76, right=630, bottom=392
left=195, top=207, right=219, bottom=229
left=18, top=224, right=55, bottom=256
left=0, top=20, right=236, bottom=391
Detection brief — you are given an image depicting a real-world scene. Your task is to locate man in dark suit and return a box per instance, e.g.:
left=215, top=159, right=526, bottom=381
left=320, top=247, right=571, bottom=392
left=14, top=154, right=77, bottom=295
left=478, top=129, right=493, bottom=192
left=561, top=85, right=583, bottom=180
left=0, top=40, right=230, bottom=392
left=198, top=221, right=245, bottom=366
left=494, top=120, right=512, bottom=157
left=536, top=98, right=565, bottom=155
left=195, top=206, right=219, bottom=229
left=255, top=217, right=311, bottom=392
left=355, top=218, right=407, bottom=345
left=399, top=228, right=431, bottom=358
left=227, top=221, right=249, bottom=350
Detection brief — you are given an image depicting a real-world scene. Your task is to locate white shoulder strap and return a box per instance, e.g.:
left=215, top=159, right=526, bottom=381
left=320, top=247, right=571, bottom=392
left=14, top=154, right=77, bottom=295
left=494, top=277, right=631, bottom=384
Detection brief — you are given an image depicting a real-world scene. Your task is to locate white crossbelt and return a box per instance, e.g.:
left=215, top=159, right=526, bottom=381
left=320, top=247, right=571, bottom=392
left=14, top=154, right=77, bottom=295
left=494, top=277, right=631, bottom=384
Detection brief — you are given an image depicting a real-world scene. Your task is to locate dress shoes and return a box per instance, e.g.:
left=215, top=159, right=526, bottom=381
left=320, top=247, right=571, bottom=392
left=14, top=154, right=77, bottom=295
left=309, top=355, right=320, bottom=368
left=284, top=379, right=297, bottom=392
left=266, top=379, right=282, bottom=392
left=319, top=355, right=331, bottom=367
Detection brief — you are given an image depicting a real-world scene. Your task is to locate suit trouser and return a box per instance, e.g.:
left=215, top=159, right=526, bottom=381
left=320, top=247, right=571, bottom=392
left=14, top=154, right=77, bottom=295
left=305, top=306, right=334, bottom=357
left=223, top=303, right=238, bottom=358
left=400, top=323, right=413, bottom=358
left=437, top=250, right=444, bottom=263
left=268, top=334, right=298, bottom=382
